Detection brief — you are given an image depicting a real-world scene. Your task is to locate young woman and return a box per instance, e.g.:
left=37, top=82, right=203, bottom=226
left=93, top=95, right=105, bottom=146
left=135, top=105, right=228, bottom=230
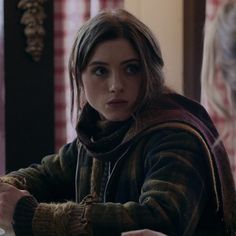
left=201, top=0, right=236, bottom=183
left=0, top=9, right=235, bottom=236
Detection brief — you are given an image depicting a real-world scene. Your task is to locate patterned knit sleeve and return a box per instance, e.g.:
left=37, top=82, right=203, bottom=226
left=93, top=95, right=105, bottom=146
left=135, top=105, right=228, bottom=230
left=1, top=139, right=78, bottom=202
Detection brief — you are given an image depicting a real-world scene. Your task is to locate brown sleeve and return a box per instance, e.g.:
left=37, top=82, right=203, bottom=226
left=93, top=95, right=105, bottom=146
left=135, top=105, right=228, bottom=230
left=0, top=175, right=27, bottom=190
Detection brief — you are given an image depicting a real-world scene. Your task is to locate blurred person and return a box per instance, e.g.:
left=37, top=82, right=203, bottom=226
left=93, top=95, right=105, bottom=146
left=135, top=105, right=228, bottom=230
left=201, top=0, right=236, bottom=183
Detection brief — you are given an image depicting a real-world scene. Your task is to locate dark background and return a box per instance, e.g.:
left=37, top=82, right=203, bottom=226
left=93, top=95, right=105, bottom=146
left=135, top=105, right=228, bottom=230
left=4, top=0, right=54, bottom=171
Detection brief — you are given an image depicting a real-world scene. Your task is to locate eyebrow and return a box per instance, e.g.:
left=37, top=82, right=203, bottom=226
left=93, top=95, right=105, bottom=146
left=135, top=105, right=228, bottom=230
left=88, top=58, right=140, bottom=67
left=121, top=59, right=140, bottom=65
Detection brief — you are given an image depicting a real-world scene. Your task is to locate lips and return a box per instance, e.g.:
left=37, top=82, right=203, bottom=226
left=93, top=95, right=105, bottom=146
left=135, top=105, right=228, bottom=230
left=107, top=99, right=128, bottom=105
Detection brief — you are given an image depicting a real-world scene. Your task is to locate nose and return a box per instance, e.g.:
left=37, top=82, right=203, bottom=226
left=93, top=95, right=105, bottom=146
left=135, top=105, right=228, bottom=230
left=109, top=73, right=124, bottom=93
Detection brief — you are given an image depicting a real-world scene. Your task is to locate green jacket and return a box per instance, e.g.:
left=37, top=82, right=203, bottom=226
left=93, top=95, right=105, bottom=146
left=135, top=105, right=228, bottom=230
left=4, top=94, right=236, bottom=236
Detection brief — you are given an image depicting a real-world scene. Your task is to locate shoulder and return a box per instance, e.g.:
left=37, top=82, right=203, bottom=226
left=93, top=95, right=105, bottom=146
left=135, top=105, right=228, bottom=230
left=135, top=92, right=219, bottom=148
left=139, top=125, right=206, bottom=155
left=132, top=125, right=211, bottom=177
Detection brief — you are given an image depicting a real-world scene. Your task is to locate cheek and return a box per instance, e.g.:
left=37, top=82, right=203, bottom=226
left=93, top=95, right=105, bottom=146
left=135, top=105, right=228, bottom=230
left=83, top=84, right=93, bottom=99
left=132, top=78, right=143, bottom=102
left=82, top=76, right=92, bottom=94
left=134, top=77, right=142, bottom=94
left=82, top=79, right=103, bottom=102
left=81, top=78, right=90, bottom=99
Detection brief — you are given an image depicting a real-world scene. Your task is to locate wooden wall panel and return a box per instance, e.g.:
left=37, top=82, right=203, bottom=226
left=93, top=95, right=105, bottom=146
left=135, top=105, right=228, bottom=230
left=184, top=0, right=206, bottom=101
left=4, top=0, right=54, bottom=171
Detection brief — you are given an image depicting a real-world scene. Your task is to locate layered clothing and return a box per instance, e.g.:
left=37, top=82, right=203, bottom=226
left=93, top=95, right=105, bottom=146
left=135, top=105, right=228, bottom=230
left=3, top=93, right=236, bottom=236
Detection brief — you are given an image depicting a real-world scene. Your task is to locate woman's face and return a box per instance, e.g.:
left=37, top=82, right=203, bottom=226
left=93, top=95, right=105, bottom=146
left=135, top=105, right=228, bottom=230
left=81, top=38, right=142, bottom=121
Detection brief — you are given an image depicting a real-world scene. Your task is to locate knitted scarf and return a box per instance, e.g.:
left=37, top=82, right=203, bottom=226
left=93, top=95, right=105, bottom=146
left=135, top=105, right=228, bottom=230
left=76, top=104, right=133, bottom=162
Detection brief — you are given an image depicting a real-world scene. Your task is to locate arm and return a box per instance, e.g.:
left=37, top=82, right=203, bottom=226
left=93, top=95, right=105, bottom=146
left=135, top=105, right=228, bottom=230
left=22, top=130, right=210, bottom=236
left=0, top=139, right=78, bottom=202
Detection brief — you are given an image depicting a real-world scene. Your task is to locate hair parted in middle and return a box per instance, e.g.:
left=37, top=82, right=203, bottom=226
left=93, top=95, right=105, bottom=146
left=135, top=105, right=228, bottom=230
left=69, top=8, right=165, bottom=118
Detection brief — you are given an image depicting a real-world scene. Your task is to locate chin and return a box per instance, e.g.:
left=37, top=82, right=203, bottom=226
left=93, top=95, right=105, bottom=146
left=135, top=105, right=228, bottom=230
left=104, top=113, right=132, bottom=122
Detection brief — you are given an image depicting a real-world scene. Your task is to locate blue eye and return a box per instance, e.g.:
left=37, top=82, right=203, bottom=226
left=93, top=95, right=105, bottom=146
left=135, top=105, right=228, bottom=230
left=126, top=64, right=141, bottom=75
left=92, top=67, right=108, bottom=76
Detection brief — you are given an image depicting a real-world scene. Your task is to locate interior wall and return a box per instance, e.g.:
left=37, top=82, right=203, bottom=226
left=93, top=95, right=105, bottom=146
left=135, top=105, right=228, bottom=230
left=4, top=1, right=54, bottom=172
left=184, top=0, right=205, bottom=101
left=124, top=0, right=183, bottom=94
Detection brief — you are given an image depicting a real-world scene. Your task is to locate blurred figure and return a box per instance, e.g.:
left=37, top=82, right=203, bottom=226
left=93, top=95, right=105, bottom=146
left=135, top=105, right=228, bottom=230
left=201, top=0, right=236, bottom=184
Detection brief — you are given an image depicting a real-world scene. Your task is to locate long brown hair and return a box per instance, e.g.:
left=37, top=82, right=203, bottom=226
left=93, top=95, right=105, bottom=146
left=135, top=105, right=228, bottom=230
left=68, top=9, right=165, bottom=119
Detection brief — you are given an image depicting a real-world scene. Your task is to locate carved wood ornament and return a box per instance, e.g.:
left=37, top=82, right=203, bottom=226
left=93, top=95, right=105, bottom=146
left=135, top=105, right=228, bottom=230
left=18, top=0, right=47, bottom=62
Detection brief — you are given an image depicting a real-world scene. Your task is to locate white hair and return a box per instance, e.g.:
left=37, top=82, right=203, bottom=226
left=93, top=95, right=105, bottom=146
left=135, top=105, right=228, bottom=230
left=201, top=0, right=236, bottom=141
